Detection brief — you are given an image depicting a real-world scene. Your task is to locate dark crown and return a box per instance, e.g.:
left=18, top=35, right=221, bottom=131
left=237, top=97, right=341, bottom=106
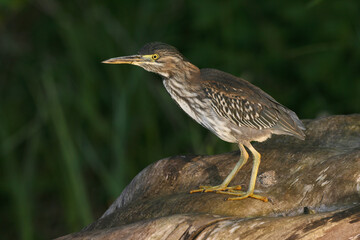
left=138, top=42, right=182, bottom=57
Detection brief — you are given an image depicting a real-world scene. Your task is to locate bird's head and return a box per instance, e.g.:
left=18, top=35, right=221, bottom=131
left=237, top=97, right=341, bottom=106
left=102, top=42, right=198, bottom=78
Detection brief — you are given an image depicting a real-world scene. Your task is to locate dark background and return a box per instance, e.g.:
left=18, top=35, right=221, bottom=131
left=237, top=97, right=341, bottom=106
left=1, top=0, right=359, bottom=239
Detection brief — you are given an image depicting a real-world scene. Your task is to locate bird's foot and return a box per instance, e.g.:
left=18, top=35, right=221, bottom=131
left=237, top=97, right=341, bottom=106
left=189, top=184, right=242, bottom=194
left=190, top=185, right=268, bottom=202
left=217, top=190, right=268, bottom=202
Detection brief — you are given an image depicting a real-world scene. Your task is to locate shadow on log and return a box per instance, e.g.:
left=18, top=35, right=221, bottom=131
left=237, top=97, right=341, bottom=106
left=58, top=115, right=360, bottom=239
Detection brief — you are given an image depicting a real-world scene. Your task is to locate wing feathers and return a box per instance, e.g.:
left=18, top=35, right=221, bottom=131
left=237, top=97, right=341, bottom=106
left=205, top=86, right=278, bottom=130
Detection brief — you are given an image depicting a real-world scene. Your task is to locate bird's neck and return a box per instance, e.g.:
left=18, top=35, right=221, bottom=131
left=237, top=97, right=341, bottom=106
left=162, top=62, right=204, bottom=125
left=162, top=61, right=202, bottom=106
left=163, top=61, right=200, bottom=86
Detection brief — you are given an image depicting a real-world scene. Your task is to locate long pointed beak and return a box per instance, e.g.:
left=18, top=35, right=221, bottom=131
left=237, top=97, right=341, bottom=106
left=102, top=55, right=145, bottom=64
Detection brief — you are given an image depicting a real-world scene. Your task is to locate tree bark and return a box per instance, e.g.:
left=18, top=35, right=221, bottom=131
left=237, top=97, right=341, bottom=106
left=58, top=115, right=360, bottom=240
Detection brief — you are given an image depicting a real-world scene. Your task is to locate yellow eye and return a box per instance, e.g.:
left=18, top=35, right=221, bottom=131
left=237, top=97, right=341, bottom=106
left=152, top=54, right=159, bottom=60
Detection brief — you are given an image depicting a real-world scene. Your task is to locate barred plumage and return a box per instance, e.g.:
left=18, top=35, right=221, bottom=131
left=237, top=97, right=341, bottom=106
left=204, top=86, right=278, bottom=130
left=103, top=42, right=306, bottom=202
left=199, top=69, right=305, bottom=141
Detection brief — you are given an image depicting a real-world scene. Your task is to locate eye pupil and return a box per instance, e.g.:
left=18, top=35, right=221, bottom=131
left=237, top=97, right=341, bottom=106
left=153, top=54, right=158, bottom=60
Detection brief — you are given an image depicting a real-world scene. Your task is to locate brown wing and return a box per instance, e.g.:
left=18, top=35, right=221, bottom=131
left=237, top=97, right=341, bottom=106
left=204, top=85, right=280, bottom=130
left=201, top=68, right=305, bottom=139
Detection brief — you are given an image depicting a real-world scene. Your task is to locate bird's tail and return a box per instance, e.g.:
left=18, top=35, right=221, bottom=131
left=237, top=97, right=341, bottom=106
left=274, top=107, right=306, bottom=140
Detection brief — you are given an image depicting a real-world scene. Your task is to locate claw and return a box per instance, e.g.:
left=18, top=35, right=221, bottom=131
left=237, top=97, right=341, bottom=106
left=190, top=185, right=242, bottom=194
left=223, top=192, right=268, bottom=202
left=189, top=143, right=269, bottom=203
left=190, top=185, right=268, bottom=202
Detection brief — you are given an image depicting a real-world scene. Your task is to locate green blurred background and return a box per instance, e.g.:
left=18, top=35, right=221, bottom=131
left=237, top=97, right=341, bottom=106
left=1, top=0, right=359, bottom=239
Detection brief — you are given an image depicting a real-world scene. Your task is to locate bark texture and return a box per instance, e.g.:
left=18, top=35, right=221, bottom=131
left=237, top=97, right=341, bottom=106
left=58, top=115, right=360, bottom=240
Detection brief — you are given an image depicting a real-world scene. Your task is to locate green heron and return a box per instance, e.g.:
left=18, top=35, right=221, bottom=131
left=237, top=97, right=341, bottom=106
left=103, top=42, right=305, bottom=202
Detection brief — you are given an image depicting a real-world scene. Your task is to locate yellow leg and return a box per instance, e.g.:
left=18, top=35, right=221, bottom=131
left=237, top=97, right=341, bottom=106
left=190, top=143, right=268, bottom=202
left=190, top=143, right=248, bottom=193
left=222, top=144, right=268, bottom=202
